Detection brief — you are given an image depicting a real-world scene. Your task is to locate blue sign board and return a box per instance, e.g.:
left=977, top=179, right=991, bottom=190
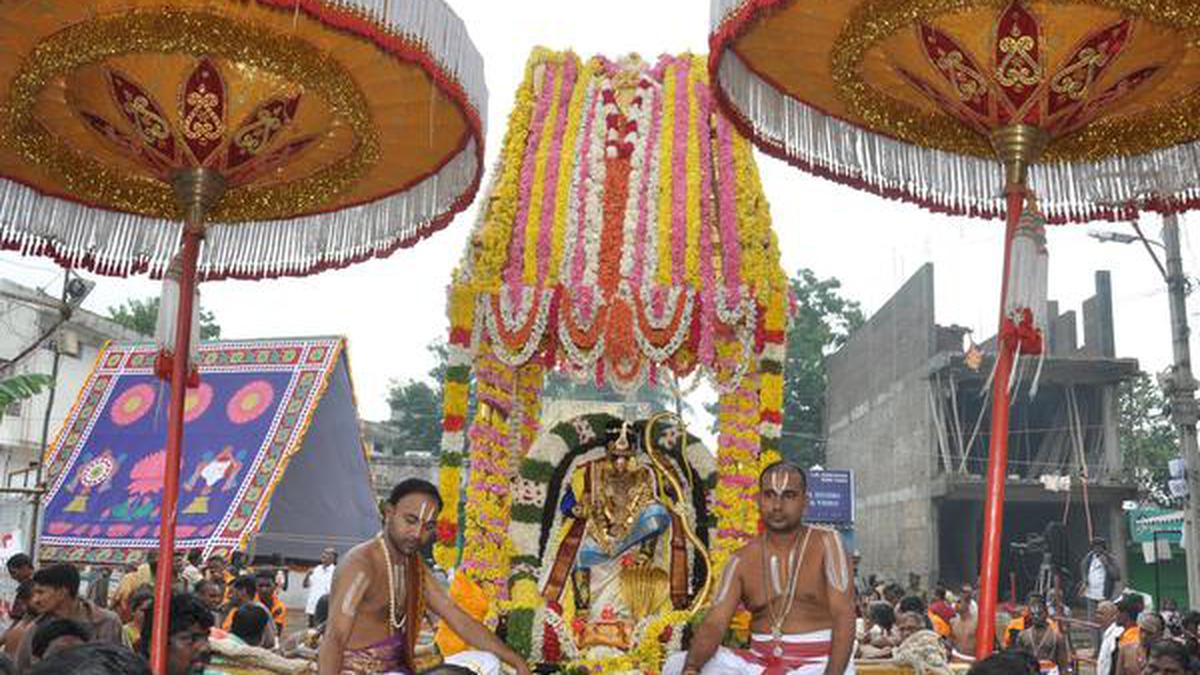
left=805, top=469, right=855, bottom=526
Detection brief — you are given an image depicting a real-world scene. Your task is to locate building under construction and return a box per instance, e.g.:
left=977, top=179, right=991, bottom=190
left=825, top=264, right=1139, bottom=596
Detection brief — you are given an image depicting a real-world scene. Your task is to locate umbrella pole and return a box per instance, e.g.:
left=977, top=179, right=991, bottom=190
left=975, top=125, right=1047, bottom=659
left=974, top=185, right=1023, bottom=659
left=150, top=169, right=225, bottom=674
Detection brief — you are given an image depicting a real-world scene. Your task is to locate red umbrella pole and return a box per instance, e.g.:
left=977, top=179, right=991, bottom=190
left=148, top=223, right=200, bottom=673
left=975, top=124, right=1047, bottom=659
left=150, top=169, right=225, bottom=674
left=974, top=185, right=1024, bottom=659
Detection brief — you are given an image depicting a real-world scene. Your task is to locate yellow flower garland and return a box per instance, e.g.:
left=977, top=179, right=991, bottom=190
left=474, top=50, right=542, bottom=290
left=683, top=56, right=702, bottom=286
left=523, top=52, right=568, bottom=285
left=655, top=64, right=676, bottom=287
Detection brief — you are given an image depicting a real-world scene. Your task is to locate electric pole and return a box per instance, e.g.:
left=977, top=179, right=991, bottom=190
left=1160, top=213, right=1200, bottom=608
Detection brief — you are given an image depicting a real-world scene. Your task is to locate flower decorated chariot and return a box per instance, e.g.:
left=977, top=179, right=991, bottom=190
left=431, top=48, right=791, bottom=672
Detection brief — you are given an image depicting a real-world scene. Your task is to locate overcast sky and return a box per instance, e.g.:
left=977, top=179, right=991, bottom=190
left=1, top=1, right=1193, bottom=443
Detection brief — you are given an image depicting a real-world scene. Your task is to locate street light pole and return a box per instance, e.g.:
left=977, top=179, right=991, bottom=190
left=1160, top=214, right=1200, bottom=608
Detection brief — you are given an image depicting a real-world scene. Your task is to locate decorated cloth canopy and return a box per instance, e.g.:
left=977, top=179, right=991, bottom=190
left=709, top=0, right=1200, bottom=658
left=38, top=337, right=379, bottom=564
left=709, top=0, right=1200, bottom=222
left=0, top=4, right=486, bottom=666
left=432, top=49, right=790, bottom=644
left=0, top=0, right=486, bottom=279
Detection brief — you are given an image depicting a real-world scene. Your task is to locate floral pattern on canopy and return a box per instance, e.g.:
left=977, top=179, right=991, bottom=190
left=432, top=49, right=791, bottom=667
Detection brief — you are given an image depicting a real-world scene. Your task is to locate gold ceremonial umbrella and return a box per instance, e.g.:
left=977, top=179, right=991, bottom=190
left=0, top=1, right=485, bottom=670
left=710, top=0, right=1200, bottom=658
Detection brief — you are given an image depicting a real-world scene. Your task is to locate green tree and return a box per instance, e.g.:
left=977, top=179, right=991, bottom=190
left=0, top=373, right=53, bottom=419
left=1119, top=371, right=1179, bottom=505
left=385, top=341, right=458, bottom=456
left=774, top=269, right=865, bottom=467
left=704, top=269, right=863, bottom=467
left=107, top=297, right=222, bottom=340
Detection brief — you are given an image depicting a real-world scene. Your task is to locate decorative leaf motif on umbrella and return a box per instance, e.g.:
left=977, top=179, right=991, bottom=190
left=82, top=57, right=307, bottom=187
left=907, top=1, right=1156, bottom=138
left=180, top=57, right=226, bottom=165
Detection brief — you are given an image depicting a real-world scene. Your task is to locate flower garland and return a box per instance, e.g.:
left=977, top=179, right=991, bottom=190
left=458, top=346, right=516, bottom=603
left=473, top=50, right=541, bottom=290
left=565, top=609, right=691, bottom=674
left=758, top=282, right=789, bottom=463
left=549, top=55, right=594, bottom=285
left=711, top=369, right=762, bottom=579
left=434, top=278, right=476, bottom=571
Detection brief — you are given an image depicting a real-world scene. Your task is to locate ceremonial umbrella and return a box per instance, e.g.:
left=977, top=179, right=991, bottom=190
left=709, top=0, right=1200, bottom=657
left=0, top=1, right=485, bottom=669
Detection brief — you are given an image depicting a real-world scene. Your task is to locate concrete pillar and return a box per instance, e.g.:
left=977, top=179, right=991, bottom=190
left=1102, top=384, right=1121, bottom=478
left=1110, top=502, right=1128, bottom=578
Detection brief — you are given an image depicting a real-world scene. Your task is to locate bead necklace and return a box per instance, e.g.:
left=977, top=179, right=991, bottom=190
left=761, top=527, right=812, bottom=658
left=377, top=535, right=406, bottom=633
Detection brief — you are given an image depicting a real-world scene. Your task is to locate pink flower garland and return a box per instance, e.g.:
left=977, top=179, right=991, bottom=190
left=505, top=63, right=557, bottom=302
left=696, top=78, right=717, bottom=366
left=536, top=57, right=578, bottom=284
left=568, top=73, right=600, bottom=309
left=669, top=57, right=690, bottom=286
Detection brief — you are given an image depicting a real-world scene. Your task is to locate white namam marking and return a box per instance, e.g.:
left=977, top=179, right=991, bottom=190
left=769, top=554, right=783, bottom=596
left=341, top=571, right=368, bottom=617
left=822, top=528, right=850, bottom=593
left=770, top=468, right=791, bottom=495
left=417, top=502, right=432, bottom=525
left=715, top=557, right=740, bottom=604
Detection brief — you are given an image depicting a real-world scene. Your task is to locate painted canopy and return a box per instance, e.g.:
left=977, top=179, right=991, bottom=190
left=39, top=336, right=378, bottom=564
left=710, top=0, right=1200, bottom=222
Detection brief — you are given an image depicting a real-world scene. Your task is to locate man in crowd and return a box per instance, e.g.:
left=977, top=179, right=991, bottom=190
left=207, top=603, right=311, bottom=674
left=6, top=555, right=32, bottom=587
left=1079, top=537, right=1121, bottom=618
left=304, top=547, right=337, bottom=628
left=255, top=572, right=286, bottom=638
left=949, top=587, right=977, bottom=657
left=16, top=563, right=123, bottom=670
left=1094, top=601, right=1121, bottom=675
left=318, top=478, right=530, bottom=675
left=193, top=580, right=224, bottom=626
left=3, top=581, right=34, bottom=657
left=662, top=462, right=856, bottom=675
left=222, top=576, right=276, bottom=648
left=1015, top=593, right=1068, bottom=675
left=29, top=617, right=91, bottom=663
left=1116, top=612, right=1164, bottom=675
left=1099, top=595, right=1144, bottom=675
left=112, top=555, right=155, bottom=621
left=139, top=592, right=213, bottom=675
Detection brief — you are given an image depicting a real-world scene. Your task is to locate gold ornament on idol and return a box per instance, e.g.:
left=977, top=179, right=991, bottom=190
left=761, top=526, right=812, bottom=658
left=377, top=535, right=407, bottom=633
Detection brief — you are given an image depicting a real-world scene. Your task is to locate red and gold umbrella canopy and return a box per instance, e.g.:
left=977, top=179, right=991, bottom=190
left=710, top=0, right=1200, bottom=660
left=710, top=0, right=1200, bottom=221
left=0, top=0, right=486, bottom=279
left=0, top=3, right=485, bottom=670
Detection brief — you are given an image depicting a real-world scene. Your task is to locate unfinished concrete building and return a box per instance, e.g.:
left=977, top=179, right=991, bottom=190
left=825, top=264, right=1138, bottom=593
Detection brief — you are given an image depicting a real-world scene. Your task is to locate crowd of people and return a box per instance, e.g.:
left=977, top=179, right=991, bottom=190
left=852, top=569, right=1200, bottom=675
left=0, top=547, right=338, bottom=674
left=0, top=472, right=1196, bottom=675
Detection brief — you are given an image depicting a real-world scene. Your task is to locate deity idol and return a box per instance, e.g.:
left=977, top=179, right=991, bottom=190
left=541, top=420, right=698, bottom=652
